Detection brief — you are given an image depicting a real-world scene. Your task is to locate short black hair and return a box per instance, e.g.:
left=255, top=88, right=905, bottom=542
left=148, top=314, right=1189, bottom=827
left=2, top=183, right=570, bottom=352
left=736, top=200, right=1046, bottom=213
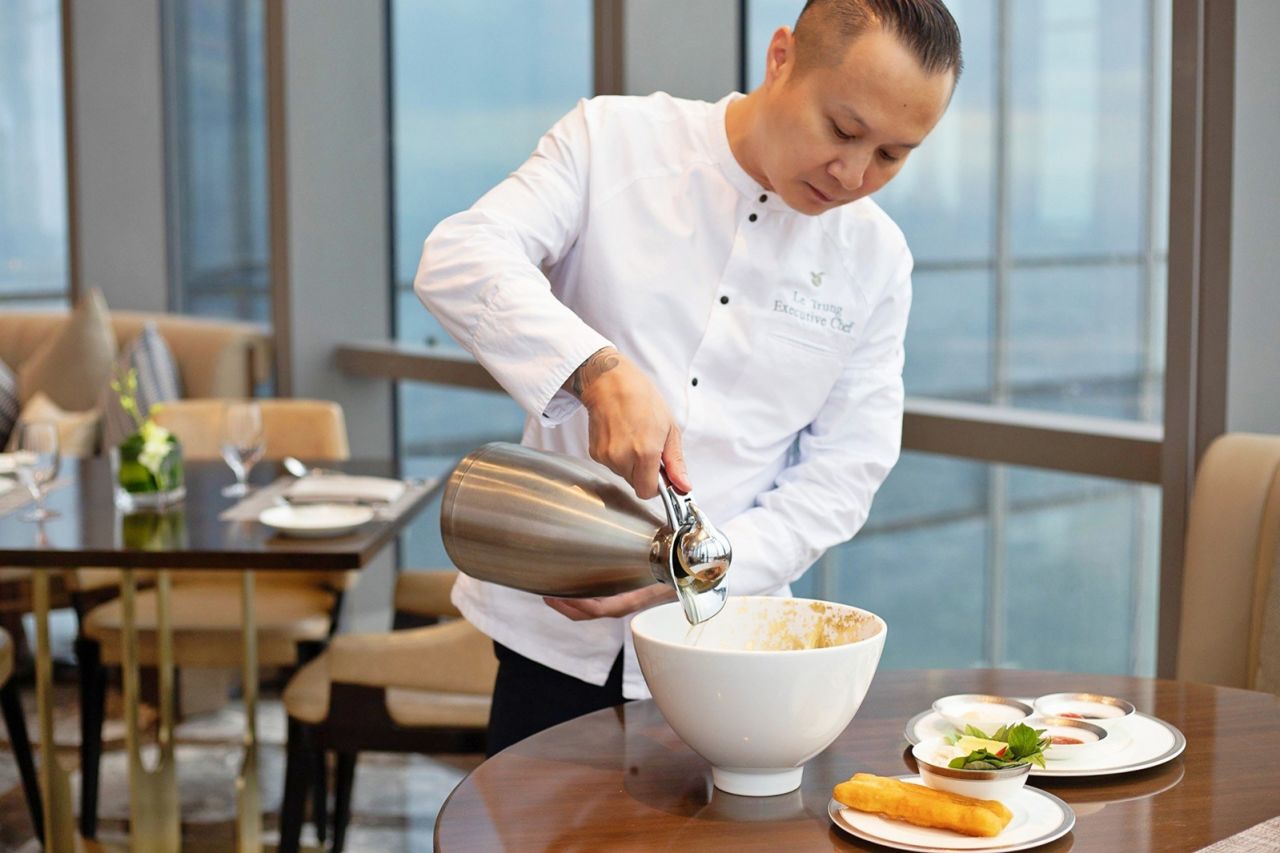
left=794, top=0, right=964, bottom=81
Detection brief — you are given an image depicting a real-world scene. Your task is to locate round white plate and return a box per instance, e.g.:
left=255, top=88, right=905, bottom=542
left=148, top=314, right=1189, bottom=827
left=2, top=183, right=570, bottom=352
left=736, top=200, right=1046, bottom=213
left=904, top=705, right=1186, bottom=777
left=829, top=775, right=1074, bottom=852
left=258, top=503, right=374, bottom=538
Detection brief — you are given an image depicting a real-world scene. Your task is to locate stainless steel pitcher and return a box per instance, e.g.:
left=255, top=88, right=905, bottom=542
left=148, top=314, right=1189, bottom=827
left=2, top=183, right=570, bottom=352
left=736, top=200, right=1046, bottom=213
left=440, top=442, right=730, bottom=624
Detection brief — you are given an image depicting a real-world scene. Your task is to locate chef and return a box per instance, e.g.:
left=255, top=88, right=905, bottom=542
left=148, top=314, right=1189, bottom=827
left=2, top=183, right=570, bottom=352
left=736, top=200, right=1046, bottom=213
left=415, top=0, right=961, bottom=754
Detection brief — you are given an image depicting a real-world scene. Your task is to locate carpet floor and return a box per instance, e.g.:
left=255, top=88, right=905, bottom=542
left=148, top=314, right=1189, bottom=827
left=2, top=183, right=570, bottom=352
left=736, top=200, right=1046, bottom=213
left=0, top=681, right=482, bottom=851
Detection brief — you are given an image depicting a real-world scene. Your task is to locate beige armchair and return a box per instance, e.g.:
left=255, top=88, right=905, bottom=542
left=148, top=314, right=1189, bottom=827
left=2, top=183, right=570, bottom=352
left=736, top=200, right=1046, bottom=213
left=277, top=570, right=496, bottom=853
left=1, top=627, right=42, bottom=841
left=1176, top=433, right=1280, bottom=693
left=149, top=397, right=350, bottom=461
left=74, top=398, right=353, bottom=839
left=0, top=309, right=271, bottom=401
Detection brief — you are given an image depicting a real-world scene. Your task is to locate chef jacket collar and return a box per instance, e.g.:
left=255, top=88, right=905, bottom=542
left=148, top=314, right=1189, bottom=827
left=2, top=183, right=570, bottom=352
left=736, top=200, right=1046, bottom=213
left=709, top=93, right=796, bottom=215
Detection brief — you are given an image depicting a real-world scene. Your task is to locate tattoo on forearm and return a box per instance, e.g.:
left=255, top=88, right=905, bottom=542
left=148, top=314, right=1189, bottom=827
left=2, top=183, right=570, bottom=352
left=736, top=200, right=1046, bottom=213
left=570, top=348, right=620, bottom=397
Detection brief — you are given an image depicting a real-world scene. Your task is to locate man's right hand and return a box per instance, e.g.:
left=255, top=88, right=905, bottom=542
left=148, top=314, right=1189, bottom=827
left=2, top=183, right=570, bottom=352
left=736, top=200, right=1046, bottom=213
left=568, top=347, right=691, bottom=500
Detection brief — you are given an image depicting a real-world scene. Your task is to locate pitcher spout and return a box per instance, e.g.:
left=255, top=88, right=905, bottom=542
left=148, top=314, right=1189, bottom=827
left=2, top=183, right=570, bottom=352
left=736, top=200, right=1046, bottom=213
left=650, top=520, right=730, bottom=625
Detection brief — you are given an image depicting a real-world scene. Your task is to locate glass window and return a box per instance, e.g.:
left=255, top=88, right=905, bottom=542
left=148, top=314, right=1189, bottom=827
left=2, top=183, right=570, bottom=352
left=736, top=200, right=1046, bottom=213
left=747, top=1, right=1170, bottom=675
left=164, top=0, right=270, bottom=323
left=793, top=453, right=1159, bottom=675
left=904, top=269, right=993, bottom=401
left=391, top=1, right=593, bottom=567
left=1008, top=1, right=1149, bottom=259
left=745, top=0, right=1169, bottom=422
left=0, top=0, right=69, bottom=308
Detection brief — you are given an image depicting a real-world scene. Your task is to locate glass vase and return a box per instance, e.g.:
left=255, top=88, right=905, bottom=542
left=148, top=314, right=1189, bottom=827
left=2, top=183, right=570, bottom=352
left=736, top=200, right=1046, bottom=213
left=111, top=432, right=186, bottom=510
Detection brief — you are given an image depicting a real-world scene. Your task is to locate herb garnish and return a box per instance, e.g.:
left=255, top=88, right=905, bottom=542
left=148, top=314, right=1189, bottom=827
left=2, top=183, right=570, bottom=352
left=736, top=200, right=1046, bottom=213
left=945, top=723, right=1051, bottom=770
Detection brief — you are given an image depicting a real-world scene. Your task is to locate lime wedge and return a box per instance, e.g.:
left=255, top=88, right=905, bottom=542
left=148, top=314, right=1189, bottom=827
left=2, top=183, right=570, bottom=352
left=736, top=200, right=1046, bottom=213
left=955, top=735, right=1008, bottom=757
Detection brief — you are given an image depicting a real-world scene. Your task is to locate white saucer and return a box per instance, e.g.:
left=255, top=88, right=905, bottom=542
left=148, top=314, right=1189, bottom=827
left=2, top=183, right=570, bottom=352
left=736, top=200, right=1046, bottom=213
left=0, top=452, right=36, bottom=475
left=904, top=704, right=1186, bottom=777
left=829, top=775, right=1074, bottom=851
left=258, top=503, right=374, bottom=538
left=0, top=478, right=14, bottom=497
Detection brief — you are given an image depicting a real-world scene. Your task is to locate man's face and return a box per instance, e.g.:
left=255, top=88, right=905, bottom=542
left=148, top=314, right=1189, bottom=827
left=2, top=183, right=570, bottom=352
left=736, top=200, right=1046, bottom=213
left=753, top=26, right=954, bottom=215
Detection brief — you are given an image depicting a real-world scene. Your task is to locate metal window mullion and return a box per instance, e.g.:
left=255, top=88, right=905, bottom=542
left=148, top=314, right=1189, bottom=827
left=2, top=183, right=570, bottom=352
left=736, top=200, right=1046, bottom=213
left=1157, top=0, right=1235, bottom=677
left=1129, top=0, right=1163, bottom=676
left=992, top=0, right=1012, bottom=411
left=59, top=0, right=80, bottom=304
left=384, top=0, right=402, bottom=485
left=918, top=254, right=1151, bottom=273
left=232, top=0, right=254, bottom=271
left=158, top=0, right=186, bottom=313
left=983, top=0, right=1014, bottom=668
left=1140, top=0, right=1163, bottom=424
left=593, top=0, right=625, bottom=96
left=265, top=0, right=292, bottom=395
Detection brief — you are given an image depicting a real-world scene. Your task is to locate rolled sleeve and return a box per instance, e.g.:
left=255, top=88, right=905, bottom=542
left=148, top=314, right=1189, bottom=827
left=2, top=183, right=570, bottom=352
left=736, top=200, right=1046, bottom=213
left=414, top=100, right=614, bottom=420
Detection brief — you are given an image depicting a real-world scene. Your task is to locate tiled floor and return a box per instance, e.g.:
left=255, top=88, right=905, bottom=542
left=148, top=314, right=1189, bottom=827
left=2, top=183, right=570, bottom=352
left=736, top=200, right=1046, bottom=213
left=0, top=681, right=482, bottom=851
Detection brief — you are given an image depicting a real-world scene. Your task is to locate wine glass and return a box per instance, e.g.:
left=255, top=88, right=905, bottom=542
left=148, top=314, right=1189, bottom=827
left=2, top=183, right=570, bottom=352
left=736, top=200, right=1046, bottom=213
left=15, top=420, right=60, bottom=522
left=220, top=401, right=266, bottom=497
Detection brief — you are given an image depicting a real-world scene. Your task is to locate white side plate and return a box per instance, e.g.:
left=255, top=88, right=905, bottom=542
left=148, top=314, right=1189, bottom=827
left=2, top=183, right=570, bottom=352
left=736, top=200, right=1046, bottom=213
left=0, top=452, right=37, bottom=475
left=905, top=704, right=1186, bottom=777
left=258, top=503, right=374, bottom=538
left=829, top=775, right=1075, bottom=852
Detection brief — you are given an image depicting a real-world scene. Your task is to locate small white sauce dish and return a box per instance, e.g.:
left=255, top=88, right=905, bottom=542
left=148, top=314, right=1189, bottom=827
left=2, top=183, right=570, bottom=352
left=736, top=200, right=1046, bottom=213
left=933, top=694, right=1034, bottom=734
left=911, top=737, right=1031, bottom=802
left=1032, top=715, right=1112, bottom=761
left=1033, top=693, right=1136, bottom=730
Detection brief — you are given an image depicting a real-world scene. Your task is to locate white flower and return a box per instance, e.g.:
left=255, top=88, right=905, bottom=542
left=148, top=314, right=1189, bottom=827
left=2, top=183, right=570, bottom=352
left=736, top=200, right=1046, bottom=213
left=138, top=420, right=174, bottom=478
left=139, top=419, right=172, bottom=445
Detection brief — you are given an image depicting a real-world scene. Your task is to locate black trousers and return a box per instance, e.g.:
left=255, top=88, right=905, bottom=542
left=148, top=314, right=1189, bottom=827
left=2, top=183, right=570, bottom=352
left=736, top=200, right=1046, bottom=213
left=487, top=642, right=627, bottom=757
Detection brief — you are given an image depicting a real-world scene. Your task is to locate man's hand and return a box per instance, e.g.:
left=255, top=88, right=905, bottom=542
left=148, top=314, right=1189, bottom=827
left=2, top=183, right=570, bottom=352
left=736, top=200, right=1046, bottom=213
left=567, top=347, right=692, bottom=499
left=543, top=583, right=678, bottom=621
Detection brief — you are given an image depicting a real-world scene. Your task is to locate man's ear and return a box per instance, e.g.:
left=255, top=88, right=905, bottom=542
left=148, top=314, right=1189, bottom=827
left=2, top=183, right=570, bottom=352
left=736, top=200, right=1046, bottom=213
left=762, top=26, right=797, bottom=88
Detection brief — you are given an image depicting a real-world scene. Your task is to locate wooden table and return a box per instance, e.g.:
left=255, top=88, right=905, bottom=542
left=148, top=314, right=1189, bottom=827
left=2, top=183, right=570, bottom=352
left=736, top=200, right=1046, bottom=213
left=0, top=458, right=438, bottom=853
left=0, top=458, right=427, bottom=570
left=436, top=669, right=1280, bottom=852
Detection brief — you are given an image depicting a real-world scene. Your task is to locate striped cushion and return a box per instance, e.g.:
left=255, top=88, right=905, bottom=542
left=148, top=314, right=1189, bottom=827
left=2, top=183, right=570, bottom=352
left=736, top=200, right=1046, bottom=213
left=101, top=322, right=184, bottom=447
left=0, top=358, right=17, bottom=449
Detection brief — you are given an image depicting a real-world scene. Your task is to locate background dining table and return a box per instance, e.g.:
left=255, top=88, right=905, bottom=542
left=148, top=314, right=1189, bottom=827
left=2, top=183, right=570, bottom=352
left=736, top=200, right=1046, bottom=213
left=435, top=668, right=1280, bottom=852
left=0, top=457, right=439, bottom=853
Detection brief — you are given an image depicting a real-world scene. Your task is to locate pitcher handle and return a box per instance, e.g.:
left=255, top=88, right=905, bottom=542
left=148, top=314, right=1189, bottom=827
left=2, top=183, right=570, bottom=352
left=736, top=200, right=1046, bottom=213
left=657, top=464, right=689, bottom=529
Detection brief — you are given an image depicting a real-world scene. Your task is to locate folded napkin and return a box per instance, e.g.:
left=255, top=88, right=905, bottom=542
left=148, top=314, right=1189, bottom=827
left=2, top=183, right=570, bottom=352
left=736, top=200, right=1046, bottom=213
left=283, top=474, right=406, bottom=505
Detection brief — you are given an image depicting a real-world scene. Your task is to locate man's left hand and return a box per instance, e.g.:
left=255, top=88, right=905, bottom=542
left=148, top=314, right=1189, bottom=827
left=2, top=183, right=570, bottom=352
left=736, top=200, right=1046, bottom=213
left=543, top=584, right=678, bottom=621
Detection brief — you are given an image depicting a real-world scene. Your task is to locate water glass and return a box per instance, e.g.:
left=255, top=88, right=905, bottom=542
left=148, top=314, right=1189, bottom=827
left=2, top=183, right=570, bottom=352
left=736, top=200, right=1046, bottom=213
left=220, top=401, right=266, bottom=497
left=15, top=420, right=60, bottom=522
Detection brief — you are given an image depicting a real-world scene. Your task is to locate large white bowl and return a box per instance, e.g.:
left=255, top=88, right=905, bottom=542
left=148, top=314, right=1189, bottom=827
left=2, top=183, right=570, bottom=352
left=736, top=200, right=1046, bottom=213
left=631, top=596, right=886, bottom=797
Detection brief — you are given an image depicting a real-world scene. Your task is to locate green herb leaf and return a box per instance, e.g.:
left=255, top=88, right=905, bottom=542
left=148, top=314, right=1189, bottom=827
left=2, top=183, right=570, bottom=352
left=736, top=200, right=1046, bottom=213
left=1006, top=723, right=1039, bottom=758
left=947, top=722, right=1050, bottom=771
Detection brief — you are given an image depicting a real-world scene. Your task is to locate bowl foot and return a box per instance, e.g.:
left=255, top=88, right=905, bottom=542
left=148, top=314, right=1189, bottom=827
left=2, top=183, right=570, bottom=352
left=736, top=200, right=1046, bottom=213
left=711, top=766, right=803, bottom=797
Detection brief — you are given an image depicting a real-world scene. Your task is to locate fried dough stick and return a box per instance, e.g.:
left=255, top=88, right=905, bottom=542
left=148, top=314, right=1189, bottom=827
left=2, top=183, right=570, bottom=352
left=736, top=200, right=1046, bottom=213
left=833, top=773, right=1013, bottom=838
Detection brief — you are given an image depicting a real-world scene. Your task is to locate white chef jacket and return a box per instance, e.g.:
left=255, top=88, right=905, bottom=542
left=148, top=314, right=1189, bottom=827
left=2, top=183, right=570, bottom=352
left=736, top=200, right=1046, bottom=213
left=415, top=92, right=912, bottom=699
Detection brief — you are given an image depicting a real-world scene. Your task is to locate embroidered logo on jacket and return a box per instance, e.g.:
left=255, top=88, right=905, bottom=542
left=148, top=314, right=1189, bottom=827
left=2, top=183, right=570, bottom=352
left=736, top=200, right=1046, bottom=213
left=774, top=289, right=855, bottom=333
left=810, top=271, right=825, bottom=287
